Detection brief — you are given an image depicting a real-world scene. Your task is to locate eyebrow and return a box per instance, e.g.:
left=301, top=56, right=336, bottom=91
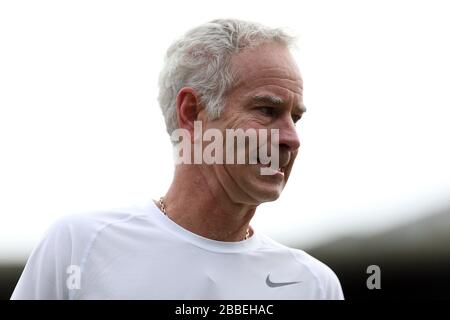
left=250, top=94, right=307, bottom=114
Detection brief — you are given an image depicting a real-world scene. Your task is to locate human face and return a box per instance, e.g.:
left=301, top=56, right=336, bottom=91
left=204, top=42, right=306, bottom=205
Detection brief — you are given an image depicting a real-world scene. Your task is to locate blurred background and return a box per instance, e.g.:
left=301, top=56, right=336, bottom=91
left=1, top=0, right=449, bottom=299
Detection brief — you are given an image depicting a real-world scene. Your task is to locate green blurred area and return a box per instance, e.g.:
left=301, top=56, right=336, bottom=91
left=0, top=265, right=23, bottom=300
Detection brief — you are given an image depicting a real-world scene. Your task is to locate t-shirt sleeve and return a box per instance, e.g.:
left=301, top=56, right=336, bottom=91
left=10, top=216, right=80, bottom=300
left=290, top=248, right=345, bottom=300
left=322, top=267, right=345, bottom=300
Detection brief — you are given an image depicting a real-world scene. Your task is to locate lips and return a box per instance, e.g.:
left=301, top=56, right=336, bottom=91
left=256, top=155, right=289, bottom=173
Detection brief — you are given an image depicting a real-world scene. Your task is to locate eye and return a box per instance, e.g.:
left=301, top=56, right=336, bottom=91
left=258, top=106, right=276, bottom=117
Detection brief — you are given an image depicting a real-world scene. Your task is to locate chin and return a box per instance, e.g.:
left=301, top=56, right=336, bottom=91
left=241, top=176, right=285, bottom=203
left=254, top=192, right=281, bottom=203
left=240, top=166, right=288, bottom=200
left=257, top=185, right=284, bottom=202
left=223, top=166, right=287, bottom=204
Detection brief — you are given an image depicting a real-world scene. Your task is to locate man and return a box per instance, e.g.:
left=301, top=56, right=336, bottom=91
left=11, top=19, right=344, bottom=299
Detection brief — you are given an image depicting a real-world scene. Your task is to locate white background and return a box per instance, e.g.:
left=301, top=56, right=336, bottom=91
left=1, top=0, right=450, bottom=262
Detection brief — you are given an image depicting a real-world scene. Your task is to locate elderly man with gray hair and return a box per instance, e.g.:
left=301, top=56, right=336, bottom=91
left=11, top=19, right=344, bottom=300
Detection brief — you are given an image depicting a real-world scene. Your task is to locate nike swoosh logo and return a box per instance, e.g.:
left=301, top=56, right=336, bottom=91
left=266, top=274, right=302, bottom=288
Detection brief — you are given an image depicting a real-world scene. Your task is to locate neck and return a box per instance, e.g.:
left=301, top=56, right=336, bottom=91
left=157, top=165, right=257, bottom=241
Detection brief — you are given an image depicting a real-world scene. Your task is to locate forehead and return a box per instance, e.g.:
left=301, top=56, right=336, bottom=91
left=229, top=42, right=303, bottom=101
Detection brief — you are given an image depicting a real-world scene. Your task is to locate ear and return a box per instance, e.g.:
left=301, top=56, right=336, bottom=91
left=175, top=87, right=204, bottom=134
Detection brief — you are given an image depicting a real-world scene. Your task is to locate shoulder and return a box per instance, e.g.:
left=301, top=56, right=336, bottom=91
left=31, top=202, right=156, bottom=273
left=257, top=233, right=345, bottom=300
left=52, top=202, right=152, bottom=234
left=289, top=248, right=344, bottom=299
left=56, top=203, right=153, bottom=248
left=43, top=203, right=152, bottom=254
left=11, top=203, right=153, bottom=299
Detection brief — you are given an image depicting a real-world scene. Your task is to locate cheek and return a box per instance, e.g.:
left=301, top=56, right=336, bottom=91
left=221, top=109, right=266, bottom=129
left=226, top=117, right=253, bottom=130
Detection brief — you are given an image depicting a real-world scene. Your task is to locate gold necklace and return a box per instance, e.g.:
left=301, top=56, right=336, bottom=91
left=158, top=197, right=250, bottom=240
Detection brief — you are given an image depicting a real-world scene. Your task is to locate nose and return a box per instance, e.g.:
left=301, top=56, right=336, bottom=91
left=278, top=117, right=300, bottom=152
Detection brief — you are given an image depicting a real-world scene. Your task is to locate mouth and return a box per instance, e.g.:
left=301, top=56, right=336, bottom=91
left=256, top=156, right=286, bottom=174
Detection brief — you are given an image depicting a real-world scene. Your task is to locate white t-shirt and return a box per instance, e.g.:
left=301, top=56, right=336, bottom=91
left=11, top=199, right=344, bottom=300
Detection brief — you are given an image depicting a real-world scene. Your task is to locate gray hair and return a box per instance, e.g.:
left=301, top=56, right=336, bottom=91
left=157, top=19, right=296, bottom=138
